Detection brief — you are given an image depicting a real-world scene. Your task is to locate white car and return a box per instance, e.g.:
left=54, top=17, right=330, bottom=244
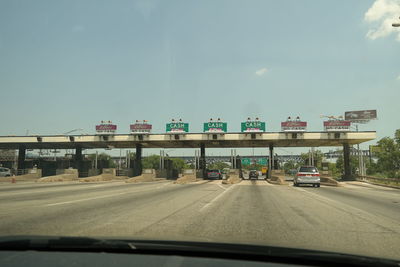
left=294, top=166, right=320, bottom=187
left=0, top=167, right=11, bottom=177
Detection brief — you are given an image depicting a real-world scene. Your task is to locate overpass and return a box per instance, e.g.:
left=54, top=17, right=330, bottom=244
left=0, top=131, right=376, bottom=179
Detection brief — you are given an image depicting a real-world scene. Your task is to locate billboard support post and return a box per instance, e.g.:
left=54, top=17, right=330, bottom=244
left=345, top=110, right=377, bottom=177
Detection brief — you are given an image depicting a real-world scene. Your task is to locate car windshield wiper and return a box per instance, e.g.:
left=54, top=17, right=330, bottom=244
left=0, top=236, right=398, bottom=267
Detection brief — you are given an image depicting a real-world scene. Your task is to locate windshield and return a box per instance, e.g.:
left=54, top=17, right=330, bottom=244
left=1, top=0, right=400, bottom=262
left=299, top=167, right=318, bottom=173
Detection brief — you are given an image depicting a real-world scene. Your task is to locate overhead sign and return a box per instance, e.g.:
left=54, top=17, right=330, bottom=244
left=369, top=145, right=382, bottom=153
left=257, top=158, right=267, bottom=165
left=345, top=110, right=377, bottom=121
left=130, top=122, right=152, bottom=133
left=203, top=122, right=227, bottom=133
left=241, top=121, right=266, bottom=132
left=166, top=123, right=189, bottom=133
left=281, top=121, right=307, bottom=132
left=96, top=121, right=117, bottom=134
left=323, top=120, right=351, bottom=132
left=241, top=158, right=251, bottom=165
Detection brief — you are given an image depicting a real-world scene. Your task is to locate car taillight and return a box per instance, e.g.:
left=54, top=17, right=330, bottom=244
left=297, top=173, right=306, bottom=176
left=312, top=173, right=320, bottom=176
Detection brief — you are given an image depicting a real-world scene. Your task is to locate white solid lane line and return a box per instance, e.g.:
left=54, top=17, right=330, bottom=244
left=200, top=184, right=236, bottom=212
left=45, top=192, right=130, bottom=206
left=43, top=182, right=172, bottom=207
left=1, top=183, right=124, bottom=196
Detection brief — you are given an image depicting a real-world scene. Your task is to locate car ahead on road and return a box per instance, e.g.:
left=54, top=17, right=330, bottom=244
left=249, top=170, right=259, bottom=180
left=0, top=167, right=11, bottom=177
left=294, top=166, right=320, bottom=187
left=207, top=169, right=222, bottom=180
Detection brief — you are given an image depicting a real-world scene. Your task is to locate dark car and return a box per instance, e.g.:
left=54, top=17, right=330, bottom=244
left=249, top=170, right=259, bottom=180
left=207, top=169, right=222, bottom=179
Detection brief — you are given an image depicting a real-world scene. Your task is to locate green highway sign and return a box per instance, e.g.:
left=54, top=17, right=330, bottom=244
left=258, top=158, right=267, bottom=165
left=241, top=121, right=266, bottom=132
left=166, top=123, right=189, bottom=133
left=241, top=158, right=251, bottom=165
left=203, top=122, right=227, bottom=132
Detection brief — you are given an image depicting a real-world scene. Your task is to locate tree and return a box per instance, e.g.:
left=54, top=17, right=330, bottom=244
left=208, top=161, right=230, bottom=170
left=300, top=149, right=324, bottom=169
left=283, top=160, right=299, bottom=174
left=169, top=158, right=189, bottom=172
left=87, top=153, right=116, bottom=168
left=142, top=155, right=160, bottom=169
left=373, top=131, right=400, bottom=178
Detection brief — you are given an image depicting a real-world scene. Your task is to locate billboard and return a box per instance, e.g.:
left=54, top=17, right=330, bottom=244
left=241, top=121, right=266, bottom=132
left=345, top=110, right=377, bottom=121
left=203, top=122, right=227, bottom=133
left=130, top=123, right=152, bottom=133
left=281, top=121, right=307, bottom=132
left=323, top=120, right=351, bottom=132
left=96, top=121, right=117, bottom=134
left=166, top=123, right=189, bottom=133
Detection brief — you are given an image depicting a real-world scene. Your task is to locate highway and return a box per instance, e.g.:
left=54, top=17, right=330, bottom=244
left=0, top=179, right=399, bottom=260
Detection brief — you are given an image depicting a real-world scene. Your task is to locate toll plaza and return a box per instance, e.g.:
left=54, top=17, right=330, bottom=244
left=0, top=130, right=376, bottom=180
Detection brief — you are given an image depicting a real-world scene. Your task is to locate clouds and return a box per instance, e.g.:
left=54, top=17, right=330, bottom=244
left=255, top=68, right=268, bottom=76
left=364, top=0, right=400, bottom=41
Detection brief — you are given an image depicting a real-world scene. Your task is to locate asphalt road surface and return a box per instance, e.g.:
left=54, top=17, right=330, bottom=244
left=0, top=179, right=399, bottom=260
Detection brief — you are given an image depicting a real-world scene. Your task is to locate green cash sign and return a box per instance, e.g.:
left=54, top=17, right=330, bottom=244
left=203, top=122, right=227, bottom=132
left=241, top=158, right=251, bottom=165
left=241, top=121, right=266, bottom=132
left=258, top=158, right=267, bottom=165
left=166, top=123, right=189, bottom=133
left=241, top=158, right=267, bottom=166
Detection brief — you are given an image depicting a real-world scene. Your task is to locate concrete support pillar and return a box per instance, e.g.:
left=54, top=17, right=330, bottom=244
left=200, top=143, right=206, bottom=178
left=17, top=145, right=26, bottom=171
left=135, top=144, right=143, bottom=176
left=343, top=143, right=352, bottom=180
left=268, top=144, right=273, bottom=178
left=75, top=146, right=83, bottom=173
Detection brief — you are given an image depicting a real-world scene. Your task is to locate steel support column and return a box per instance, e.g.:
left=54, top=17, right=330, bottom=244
left=343, top=143, right=352, bottom=180
left=75, top=146, right=83, bottom=174
left=200, top=143, right=206, bottom=178
left=268, top=144, right=273, bottom=178
left=17, top=145, right=26, bottom=171
left=135, top=144, right=143, bottom=176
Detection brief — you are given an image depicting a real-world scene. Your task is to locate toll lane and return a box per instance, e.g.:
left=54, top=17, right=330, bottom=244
left=0, top=180, right=399, bottom=260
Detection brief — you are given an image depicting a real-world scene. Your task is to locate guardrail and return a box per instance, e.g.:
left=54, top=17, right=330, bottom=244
left=357, top=175, right=400, bottom=186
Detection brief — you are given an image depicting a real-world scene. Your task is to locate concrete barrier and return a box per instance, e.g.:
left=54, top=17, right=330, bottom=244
left=36, top=169, right=78, bottom=182
left=222, top=170, right=242, bottom=184
left=102, top=168, right=117, bottom=176
left=13, top=168, right=42, bottom=180
left=174, top=169, right=197, bottom=184
left=320, top=176, right=340, bottom=186
left=125, top=169, right=161, bottom=183
left=267, top=175, right=288, bottom=185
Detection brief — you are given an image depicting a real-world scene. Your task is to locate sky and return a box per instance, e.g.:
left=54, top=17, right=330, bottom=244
left=0, top=0, right=399, bottom=156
